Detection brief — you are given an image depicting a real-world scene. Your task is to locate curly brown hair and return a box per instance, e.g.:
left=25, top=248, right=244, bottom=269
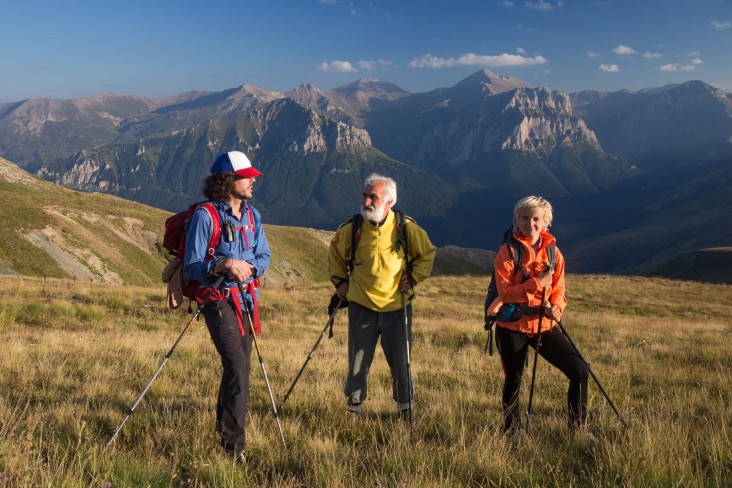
left=202, top=173, right=238, bottom=201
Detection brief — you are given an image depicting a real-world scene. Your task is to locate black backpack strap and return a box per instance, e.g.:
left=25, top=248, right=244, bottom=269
left=394, top=210, right=412, bottom=275
left=506, top=234, right=530, bottom=282
left=347, top=214, right=363, bottom=275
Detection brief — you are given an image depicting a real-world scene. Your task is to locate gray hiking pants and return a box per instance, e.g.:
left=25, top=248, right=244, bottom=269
left=344, top=301, right=413, bottom=408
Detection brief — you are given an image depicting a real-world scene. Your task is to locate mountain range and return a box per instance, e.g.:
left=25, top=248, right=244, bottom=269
left=1, top=69, right=731, bottom=281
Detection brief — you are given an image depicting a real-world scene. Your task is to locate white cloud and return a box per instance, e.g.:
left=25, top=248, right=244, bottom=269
left=525, top=0, right=565, bottom=11
left=586, top=50, right=599, bottom=59
left=711, top=20, right=731, bottom=30
left=688, top=50, right=701, bottom=57
left=599, top=64, right=620, bottom=72
left=691, top=58, right=703, bottom=65
left=612, top=45, right=637, bottom=55
left=320, top=59, right=392, bottom=72
left=409, top=53, right=548, bottom=68
left=516, top=47, right=526, bottom=54
left=498, top=0, right=515, bottom=7
left=356, top=59, right=393, bottom=70
left=319, top=60, right=357, bottom=72
left=642, top=52, right=663, bottom=59
left=657, top=63, right=697, bottom=72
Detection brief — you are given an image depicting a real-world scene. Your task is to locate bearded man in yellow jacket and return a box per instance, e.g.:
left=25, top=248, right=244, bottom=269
left=329, top=173, right=436, bottom=418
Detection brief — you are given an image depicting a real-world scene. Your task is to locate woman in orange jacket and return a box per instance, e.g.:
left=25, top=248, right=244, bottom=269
left=491, top=196, right=588, bottom=434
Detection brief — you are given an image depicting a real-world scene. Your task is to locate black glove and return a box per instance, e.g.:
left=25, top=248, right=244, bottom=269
left=328, top=293, right=348, bottom=316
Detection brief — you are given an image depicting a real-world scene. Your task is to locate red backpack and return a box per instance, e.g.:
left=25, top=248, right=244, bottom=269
left=162, top=201, right=222, bottom=306
left=163, top=201, right=222, bottom=260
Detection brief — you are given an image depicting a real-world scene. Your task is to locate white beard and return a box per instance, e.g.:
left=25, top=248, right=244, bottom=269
left=361, top=203, right=387, bottom=222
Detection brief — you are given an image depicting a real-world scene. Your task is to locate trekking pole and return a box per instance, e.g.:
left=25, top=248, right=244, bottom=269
left=525, top=287, right=547, bottom=430
left=402, top=293, right=414, bottom=439
left=555, top=319, right=627, bottom=428
left=236, top=281, right=287, bottom=447
left=106, top=274, right=225, bottom=449
left=281, top=297, right=343, bottom=406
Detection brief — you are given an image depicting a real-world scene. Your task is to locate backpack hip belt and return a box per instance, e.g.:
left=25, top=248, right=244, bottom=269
left=193, top=279, right=261, bottom=336
left=496, top=303, right=551, bottom=323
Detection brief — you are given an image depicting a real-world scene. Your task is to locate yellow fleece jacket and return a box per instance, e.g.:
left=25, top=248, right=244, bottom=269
left=329, top=210, right=436, bottom=312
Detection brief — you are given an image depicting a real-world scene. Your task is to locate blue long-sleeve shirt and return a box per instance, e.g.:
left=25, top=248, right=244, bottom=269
left=183, top=200, right=271, bottom=296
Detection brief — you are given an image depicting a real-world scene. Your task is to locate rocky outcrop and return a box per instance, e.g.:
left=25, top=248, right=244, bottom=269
left=291, top=118, right=371, bottom=153
left=409, top=86, right=605, bottom=165
left=500, top=88, right=601, bottom=156
left=259, top=98, right=371, bottom=154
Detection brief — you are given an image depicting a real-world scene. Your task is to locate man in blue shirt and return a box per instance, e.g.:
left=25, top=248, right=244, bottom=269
left=184, top=151, right=271, bottom=460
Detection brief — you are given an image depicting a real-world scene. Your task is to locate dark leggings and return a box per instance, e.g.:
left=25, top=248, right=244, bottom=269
left=496, top=325, right=589, bottom=432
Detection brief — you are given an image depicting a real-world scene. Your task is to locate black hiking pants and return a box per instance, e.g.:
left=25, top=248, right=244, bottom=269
left=202, top=300, right=253, bottom=454
left=496, top=325, right=588, bottom=432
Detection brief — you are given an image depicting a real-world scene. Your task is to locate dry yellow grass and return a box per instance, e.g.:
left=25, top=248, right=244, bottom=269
left=0, top=274, right=730, bottom=486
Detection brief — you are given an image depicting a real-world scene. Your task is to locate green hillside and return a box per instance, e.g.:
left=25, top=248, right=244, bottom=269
left=0, top=157, right=485, bottom=288
left=0, top=156, right=169, bottom=285
left=0, top=157, right=332, bottom=287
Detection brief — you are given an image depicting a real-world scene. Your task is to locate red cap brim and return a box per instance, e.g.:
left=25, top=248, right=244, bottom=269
left=234, top=167, right=263, bottom=178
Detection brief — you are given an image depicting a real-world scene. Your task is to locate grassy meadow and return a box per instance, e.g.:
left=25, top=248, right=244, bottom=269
left=0, top=274, right=730, bottom=487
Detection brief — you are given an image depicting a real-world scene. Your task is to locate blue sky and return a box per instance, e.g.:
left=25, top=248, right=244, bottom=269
left=1, top=0, right=731, bottom=102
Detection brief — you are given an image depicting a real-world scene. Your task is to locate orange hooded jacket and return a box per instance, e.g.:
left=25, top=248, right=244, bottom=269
left=489, top=230, right=566, bottom=335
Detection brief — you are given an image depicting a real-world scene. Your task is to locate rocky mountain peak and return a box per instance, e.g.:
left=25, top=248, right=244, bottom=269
left=328, top=78, right=411, bottom=111
left=284, top=83, right=355, bottom=123
left=667, top=80, right=731, bottom=104
left=289, top=83, right=321, bottom=93
left=219, top=84, right=283, bottom=113
left=331, top=77, right=407, bottom=94
left=452, top=69, right=533, bottom=96
left=286, top=83, right=326, bottom=104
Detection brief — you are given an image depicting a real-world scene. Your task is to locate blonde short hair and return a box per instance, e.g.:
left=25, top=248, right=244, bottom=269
left=513, top=195, right=554, bottom=229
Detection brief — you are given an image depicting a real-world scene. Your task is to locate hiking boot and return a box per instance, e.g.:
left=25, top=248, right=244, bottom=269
left=222, top=444, right=245, bottom=464
left=346, top=400, right=363, bottom=419
left=396, top=401, right=412, bottom=420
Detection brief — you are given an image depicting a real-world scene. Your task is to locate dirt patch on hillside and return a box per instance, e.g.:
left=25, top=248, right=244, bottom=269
left=304, top=228, right=335, bottom=246
left=23, top=213, right=126, bottom=284
left=24, top=230, right=101, bottom=282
